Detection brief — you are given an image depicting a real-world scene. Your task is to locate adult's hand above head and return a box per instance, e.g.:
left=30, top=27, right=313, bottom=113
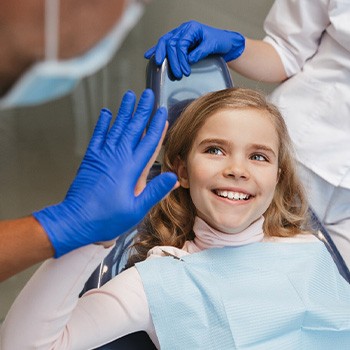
left=33, top=89, right=178, bottom=258
left=145, top=20, right=245, bottom=79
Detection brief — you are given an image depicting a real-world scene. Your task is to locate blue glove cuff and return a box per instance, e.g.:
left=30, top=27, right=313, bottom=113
left=33, top=205, right=82, bottom=258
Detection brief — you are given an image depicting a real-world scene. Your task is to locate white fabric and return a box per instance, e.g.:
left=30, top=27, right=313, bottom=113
left=0, top=219, right=318, bottom=349
left=263, top=0, right=350, bottom=189
left=297, top=162, right=350, bottom=267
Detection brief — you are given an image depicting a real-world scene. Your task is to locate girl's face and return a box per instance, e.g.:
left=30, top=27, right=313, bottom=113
left=177, top=108, right=280, bottom=234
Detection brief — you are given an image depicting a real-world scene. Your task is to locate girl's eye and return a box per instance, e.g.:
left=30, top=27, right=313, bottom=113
left=206, top=147, right=224, bottom=156
left=251, top=154, right=268, bottom=161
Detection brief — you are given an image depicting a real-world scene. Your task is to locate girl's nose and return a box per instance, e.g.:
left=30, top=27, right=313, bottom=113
left=223, top=161, right=249, bottom=179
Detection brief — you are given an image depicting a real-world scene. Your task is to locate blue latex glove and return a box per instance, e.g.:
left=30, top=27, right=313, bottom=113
left=33, top=89, right=177, bottom=258
left=145, top=20, right=245, bottom=79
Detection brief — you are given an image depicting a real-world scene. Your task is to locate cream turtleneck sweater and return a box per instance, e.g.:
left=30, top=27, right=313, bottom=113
left=184, top=216, right=265, bottom=253
left=147, top=215, right=265, bottom=259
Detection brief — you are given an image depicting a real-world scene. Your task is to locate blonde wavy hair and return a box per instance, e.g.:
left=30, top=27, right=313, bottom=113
left=128, top=88, right=311, bottom=266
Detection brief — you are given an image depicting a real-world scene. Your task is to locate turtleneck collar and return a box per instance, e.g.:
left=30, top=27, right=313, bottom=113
left=183, top=216, right=265, bottom=253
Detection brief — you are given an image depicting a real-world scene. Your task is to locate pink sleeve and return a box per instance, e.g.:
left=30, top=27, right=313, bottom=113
left=75, top=266, right=158, bottom=348
left=0, top=245, right=155, bottom=349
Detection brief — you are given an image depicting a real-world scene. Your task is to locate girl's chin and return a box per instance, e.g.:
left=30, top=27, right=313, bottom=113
left=211, top=215, right=263, bottom=234
left=210, top=222, right=251, bottom=235
left=197, top=212, right=254, bottom=234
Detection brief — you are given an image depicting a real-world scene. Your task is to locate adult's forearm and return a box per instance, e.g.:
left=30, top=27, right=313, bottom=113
left=0, top=216, right=54, bottom=281
left=228, top=39, right=288, bottom=83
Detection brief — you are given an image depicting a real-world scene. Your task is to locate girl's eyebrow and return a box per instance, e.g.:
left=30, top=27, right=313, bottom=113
left=250, top=144, right=277, bottom=158
left=198, top=138, right=230, bottom=147
left=198, top=138, right=277, bottom=158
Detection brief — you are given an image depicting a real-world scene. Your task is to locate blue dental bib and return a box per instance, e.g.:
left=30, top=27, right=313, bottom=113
left=136, top=242, right=350, bottom=349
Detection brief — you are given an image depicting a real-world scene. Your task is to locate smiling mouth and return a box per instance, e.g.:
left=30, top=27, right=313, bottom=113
left=213, top=190, right=251, bottom=201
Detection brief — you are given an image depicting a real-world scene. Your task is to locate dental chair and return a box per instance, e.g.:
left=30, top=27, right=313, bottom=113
left=82, top=56, right=350, bottom=350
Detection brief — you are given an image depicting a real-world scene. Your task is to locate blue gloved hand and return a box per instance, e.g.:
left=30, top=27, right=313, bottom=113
left=33, top=89, right=177, bottom=258
left=145, top=20, right=245, bottom=79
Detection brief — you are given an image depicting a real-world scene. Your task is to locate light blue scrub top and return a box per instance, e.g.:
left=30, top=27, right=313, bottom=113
left=136, top=242, right=350, bottom=350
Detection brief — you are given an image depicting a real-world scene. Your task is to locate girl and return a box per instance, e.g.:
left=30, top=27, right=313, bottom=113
left=1, top=88, right=349, bottom=349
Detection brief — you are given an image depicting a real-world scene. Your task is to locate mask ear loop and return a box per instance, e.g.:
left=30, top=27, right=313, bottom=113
left=45, top=0, right=60, bottom=62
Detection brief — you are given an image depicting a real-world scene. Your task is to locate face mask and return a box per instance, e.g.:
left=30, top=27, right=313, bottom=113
left=0, top=1, right=144, bottom=109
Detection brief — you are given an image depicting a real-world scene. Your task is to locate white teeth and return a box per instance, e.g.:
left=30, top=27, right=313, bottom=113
left=215, top=190, right=249, bottom=201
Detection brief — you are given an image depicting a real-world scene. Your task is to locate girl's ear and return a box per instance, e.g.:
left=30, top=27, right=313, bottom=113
left=174, top=156, right=190, bottom=188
